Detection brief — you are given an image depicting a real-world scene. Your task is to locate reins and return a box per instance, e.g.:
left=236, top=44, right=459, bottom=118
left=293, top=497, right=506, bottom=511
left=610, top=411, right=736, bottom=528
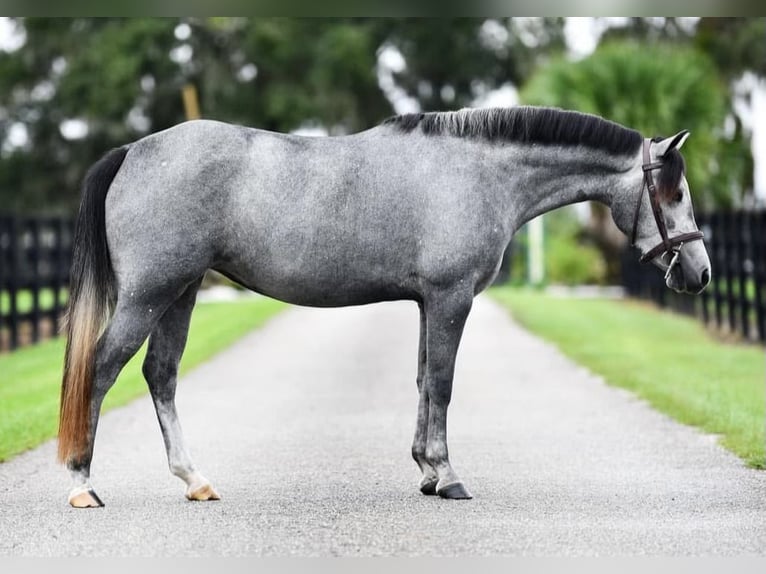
left=630, top=138, right=704, bottom=279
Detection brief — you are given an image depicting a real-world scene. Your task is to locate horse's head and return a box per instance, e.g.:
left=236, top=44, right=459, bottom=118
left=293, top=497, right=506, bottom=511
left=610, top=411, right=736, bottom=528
left=614, top=131, right=711, bottom=294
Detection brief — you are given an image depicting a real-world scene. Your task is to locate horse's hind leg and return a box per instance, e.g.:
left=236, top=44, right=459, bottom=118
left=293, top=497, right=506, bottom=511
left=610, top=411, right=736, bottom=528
left=67, top=296, right=169, bottom=507
left=141, top=278, right=220, bottom=501
left=422, top=288, right=473, bottom=499
left=411, top=302, right=439, bottom=495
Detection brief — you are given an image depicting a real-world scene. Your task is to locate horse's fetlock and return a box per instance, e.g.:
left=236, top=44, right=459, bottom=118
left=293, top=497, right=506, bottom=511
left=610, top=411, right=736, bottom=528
left=169, top=462, right=191, bottom=479
left=412, top=443, right=426, bottom=463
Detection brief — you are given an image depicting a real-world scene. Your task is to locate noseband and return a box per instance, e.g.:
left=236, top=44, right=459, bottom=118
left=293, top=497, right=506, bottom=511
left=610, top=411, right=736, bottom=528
left=630, top=138, right=704, bottom=279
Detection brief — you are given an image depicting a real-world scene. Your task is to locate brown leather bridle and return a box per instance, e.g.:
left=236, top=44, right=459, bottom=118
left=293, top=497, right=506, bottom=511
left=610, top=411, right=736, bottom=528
left=630, top=138, right=704, bottom=279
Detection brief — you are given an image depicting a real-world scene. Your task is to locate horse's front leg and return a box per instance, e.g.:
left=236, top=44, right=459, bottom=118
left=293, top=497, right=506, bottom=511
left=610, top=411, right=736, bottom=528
left=423, top=289, right=473, bottom=499
left=411, top=302, right=439, bottom=494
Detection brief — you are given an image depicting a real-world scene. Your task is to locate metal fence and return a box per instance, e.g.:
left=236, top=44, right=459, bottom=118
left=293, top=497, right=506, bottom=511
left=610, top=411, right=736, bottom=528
left=621, top=209, right=766, bottom=344
left=0, top=214, right=74, bottom=351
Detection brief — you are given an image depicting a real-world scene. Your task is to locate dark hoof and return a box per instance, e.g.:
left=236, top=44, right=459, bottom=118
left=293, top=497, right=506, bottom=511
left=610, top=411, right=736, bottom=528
left=419, top=478, right=438, bottom=495
left=437, top=482, right=473, bottom=500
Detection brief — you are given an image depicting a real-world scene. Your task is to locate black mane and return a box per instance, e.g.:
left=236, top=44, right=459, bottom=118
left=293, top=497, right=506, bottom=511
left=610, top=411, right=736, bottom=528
left=383, top=106, right=687, bottom=195
left=382, top=106, right=643, bottom=156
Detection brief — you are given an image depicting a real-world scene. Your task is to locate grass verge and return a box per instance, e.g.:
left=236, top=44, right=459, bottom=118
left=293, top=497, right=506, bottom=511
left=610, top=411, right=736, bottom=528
left=0, top=296, right=286, bottom=462
left=490, top=287, right=765, bottom=468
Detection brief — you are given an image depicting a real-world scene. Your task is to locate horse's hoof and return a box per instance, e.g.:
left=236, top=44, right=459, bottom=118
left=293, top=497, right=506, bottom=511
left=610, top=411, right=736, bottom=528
left=68, top=487, right=105, bottom=508
left=437, top=482, right=473, bottom=500
left=186, top=483, right=221, bottom=501
left=419, top=477, right=438, bottom=495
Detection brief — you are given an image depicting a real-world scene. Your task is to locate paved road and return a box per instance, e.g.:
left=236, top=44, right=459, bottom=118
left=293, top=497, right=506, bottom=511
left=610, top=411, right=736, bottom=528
left=1, top=296, right=764, bottom=556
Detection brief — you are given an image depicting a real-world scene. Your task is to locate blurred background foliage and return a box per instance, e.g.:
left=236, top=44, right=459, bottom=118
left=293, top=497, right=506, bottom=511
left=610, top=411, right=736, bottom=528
left=522, top=42, right=730, bottom=207
left=0, top=17, right=763, bottom=284
left=0, top=17, right=566, bottom=213
left=508, top=206, right=608, bottom=286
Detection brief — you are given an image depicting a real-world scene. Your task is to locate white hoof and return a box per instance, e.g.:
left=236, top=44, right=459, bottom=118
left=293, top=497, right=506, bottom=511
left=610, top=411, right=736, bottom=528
left=68, top=485, right=105, bottom=508
left=185, top=483, right=221, bottom=501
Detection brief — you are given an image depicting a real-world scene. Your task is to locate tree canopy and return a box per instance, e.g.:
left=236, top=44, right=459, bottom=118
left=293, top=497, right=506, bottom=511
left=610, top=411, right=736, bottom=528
left=521, top=41, right=736, bottom=209
left=0, top=17, right=761, bottom=214
left=0, top=17, right=565, bottom=213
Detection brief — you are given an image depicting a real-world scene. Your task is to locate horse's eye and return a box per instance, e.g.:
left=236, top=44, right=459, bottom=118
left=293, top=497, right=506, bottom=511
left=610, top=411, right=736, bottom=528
left=673, top=190, right=683, bottom=203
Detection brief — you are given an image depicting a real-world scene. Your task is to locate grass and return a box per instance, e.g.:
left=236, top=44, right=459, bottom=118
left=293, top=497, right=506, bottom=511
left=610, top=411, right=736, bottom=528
left=490, top=287, right=765, bottom=468
left=0, top=296, right=286, bottom=462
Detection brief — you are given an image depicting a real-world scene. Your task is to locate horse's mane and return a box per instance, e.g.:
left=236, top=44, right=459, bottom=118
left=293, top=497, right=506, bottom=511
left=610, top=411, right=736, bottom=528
left=383, top=106, right=641, bottom=155
left=383, top=106, right=685, bottom=199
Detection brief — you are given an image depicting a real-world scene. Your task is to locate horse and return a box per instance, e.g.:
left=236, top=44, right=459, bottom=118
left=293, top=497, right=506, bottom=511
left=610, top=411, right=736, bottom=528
left=58, top=106, right=711, bottom=507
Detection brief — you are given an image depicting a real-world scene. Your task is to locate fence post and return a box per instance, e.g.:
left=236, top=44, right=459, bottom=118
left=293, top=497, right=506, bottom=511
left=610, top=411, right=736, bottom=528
left=697, top=213, right=713, bottom=327
left=52, top=217, right=64, bottom=332
left=0, top=215, right=6, bottom=349
left=7, top=216, right=19, bottom=350
left=753, top=211, right=766, bottom=343
left=738, top=211, right=751, bottom=340
left=723, top=212, right=737, bottom=334
left=710, top=213, right=721, bottom=330
left=29, top=218, right=42, bottom=344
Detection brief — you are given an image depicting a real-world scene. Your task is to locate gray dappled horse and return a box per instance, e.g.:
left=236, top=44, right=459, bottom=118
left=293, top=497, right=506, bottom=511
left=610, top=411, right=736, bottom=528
left=59, top=106, right=711, bottom=507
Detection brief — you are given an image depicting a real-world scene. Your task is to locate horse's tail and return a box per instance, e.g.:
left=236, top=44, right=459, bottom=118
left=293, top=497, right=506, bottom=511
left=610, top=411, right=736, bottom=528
left=58, top=146, right=129, bottom=463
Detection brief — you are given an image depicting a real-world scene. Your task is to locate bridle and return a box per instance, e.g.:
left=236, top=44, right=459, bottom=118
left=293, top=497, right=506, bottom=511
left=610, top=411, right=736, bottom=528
left=630, top=138, right=704, bottom=280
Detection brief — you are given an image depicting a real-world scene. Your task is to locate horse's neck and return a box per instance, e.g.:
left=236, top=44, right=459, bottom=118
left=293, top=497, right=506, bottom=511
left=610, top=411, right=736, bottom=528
left=499, top=144, right=641, bottom=228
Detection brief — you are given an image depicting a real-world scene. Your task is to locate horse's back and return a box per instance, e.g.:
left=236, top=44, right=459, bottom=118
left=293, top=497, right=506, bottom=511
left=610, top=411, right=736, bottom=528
left=105, top=120, right=507, bottom=306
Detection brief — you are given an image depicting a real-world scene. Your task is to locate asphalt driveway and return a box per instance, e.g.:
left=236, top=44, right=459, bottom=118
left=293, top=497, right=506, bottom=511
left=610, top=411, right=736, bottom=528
left=1, top=296, right=764, bottom=556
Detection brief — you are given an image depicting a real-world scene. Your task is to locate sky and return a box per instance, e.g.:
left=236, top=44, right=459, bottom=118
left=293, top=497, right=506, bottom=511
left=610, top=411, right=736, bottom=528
left=0, top=17, right=763, bottom=199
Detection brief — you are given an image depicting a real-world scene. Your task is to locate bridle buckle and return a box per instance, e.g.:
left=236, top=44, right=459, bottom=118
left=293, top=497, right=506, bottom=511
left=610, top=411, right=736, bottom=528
left=664, top=244, right=683, bottom=281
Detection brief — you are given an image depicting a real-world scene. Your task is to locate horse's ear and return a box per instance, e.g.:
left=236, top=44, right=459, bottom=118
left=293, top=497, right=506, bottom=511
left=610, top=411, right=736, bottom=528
left=654, top=130, right=690, bottom=157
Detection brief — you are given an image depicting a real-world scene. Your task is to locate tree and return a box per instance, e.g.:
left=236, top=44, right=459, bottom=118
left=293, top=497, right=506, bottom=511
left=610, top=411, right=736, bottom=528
left=0, top=18, right=182, bottom=213
left=376, top=18, right=566, bottom=110
left=599, top=17, right=765, bottom=205
left=599, top=17, right=766, bottom=80
left=0, top=17, right=568, bottom=214
left=694, top=17, right=765, bottom=204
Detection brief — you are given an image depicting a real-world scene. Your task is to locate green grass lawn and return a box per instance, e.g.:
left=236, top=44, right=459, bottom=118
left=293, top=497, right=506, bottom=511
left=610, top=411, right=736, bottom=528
left=490, top=287, right=765, bottom=468
left=0, top=296, right=286, bottom=462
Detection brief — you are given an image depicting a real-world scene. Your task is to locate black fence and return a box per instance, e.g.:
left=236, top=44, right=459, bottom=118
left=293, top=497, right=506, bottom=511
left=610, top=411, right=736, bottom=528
left=0, top=214, right=74, bottom=351
left=621, top=209, right=766, bottom=344
left=3, top=209, right=764, bottom=350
